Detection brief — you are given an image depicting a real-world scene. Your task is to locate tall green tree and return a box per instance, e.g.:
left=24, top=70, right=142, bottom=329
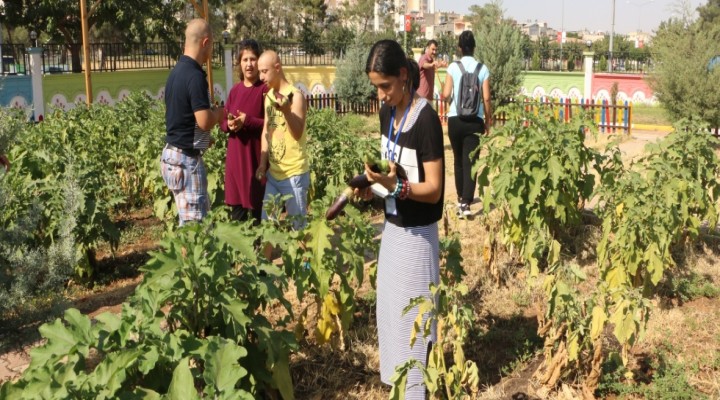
left=697, top=0, right=720, bottom=35
left=3, top=0, right=193, bottom=72
left=468, top=0, right=524, bottom=105
left=649, top=4, right=720, bottom=127
left=333, top=0, right=392, bottom=33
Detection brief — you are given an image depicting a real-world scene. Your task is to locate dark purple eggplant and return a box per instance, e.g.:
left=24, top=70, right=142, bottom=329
left=326, top=187, right=355, bottom=220
left=348, top=174, right=371, bottom=189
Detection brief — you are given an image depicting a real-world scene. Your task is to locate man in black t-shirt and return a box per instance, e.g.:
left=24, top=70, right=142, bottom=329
left=160, top=18, right=225, bottom=225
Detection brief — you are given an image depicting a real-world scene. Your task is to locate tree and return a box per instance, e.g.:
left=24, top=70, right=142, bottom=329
left=324, top=23, right=355, bottom=58
left=4, top=0, right=191, bottom=72
left=333, top=35, right=375, bottom=105
left=531, top=51, right=541, bottom=70
left=468, top=0, right=524, bottom=105
left=226, top=0, right=278, bottom=42
left=435, top=31, right=455, bottom=62
left=649, top=5, right=720, bottom=127
left=298, top=0, right=327, bottom=56
left=333, top=0, right=391, bottom=33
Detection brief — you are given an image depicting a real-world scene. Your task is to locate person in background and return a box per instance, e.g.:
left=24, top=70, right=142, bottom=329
left=256, top=50, right=309, bottom=230
left=160, top=18, right=225, bottom=226
left=358, top=39, right=444, bottom=399
left=442, top=30, right=492, bottom=218
left=220, top=39, right=268, bottom=224
left=417, top=39, right=446, bottom=103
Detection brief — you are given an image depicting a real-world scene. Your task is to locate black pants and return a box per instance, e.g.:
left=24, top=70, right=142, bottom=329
left=230, top=205, right=261, bottom=226
left=448, top=116, right=485, bottom=205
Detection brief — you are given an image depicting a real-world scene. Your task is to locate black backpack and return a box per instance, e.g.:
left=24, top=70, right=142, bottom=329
left=455, top=61, right=484, bottom=121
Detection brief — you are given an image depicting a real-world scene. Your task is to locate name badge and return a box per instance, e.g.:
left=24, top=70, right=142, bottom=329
left=385, top=197, right=398, bottom=216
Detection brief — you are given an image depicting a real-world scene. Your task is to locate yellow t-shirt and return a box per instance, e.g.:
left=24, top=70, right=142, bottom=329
left=266, top=85, right=309, bottom=180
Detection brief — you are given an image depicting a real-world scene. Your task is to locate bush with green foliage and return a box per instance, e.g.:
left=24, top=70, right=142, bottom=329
left=305, top=108, right=376, bottom=200
left=649, top=7, right=720, bottom=127
left=333, top=35, right=376, bottom=106
left=469, top=1, right=525, bottom=105
left=598, top=56, right=608, bottom=72
left=531, top=51, right=541, bottom=70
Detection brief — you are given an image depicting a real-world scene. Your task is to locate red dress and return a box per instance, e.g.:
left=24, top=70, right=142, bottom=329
left=220, top=80, right=268, bottom=211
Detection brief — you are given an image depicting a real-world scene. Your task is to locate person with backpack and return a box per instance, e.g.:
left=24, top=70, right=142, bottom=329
left=442, top=30, right=492, bottom=218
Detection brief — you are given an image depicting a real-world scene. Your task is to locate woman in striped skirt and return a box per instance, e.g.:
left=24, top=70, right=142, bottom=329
left=357, top=39, right=445, bottom=399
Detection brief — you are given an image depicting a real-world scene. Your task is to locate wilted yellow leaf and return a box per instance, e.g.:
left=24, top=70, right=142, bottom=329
left=590, top=306, right=607, bottom=340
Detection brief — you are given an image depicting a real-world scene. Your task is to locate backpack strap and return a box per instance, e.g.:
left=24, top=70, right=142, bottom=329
left=455, top=60, right=466, bottom=74
left=473, top=62, right=483, bottom=76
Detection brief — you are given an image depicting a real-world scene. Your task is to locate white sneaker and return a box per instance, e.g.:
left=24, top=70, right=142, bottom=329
left=457, top=203, right=471, bottom=218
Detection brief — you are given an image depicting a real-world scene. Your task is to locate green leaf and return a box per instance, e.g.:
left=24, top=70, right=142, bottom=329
left=305, top=219, right=335, bottom=297
left=644, top=243, right=665, bottom=286
left=547, top=156, right=562, bottom=188
left=90, top=349, right=143, bottom=399
left=548, top=240, right=561, bottom=267
left=138, top=346, right=160, bottom=375
left=271, top=357, right=295, bottom=400
left=30, top=310, right=93, bottom=369
left=214, top=222, right=257, bottom=261
left=222, top=298, right=252, bottom=327
left=203, top=339, right=248, bottom=396
left=167, top=358, right=199, bottom=400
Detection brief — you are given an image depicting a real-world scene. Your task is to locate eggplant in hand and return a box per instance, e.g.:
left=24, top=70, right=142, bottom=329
left=348, top=159, right=406, bottom=189
left=326, top=187, right=355, bottom=220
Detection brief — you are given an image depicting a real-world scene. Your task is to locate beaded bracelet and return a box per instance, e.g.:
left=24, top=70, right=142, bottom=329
left=399, top=179, right=411, bottom=200
left=389, top=176, right=403, bottom=198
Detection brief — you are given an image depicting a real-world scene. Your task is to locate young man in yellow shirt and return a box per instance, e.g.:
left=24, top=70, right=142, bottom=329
left=256, top=50, right=310, bottom=229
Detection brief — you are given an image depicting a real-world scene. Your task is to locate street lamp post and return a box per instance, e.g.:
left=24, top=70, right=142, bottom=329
left=30, top=30, right=37, bottom=47
left=627, top=0, right=655, bottom=32
left=609, top=0, right=615, bottom=72
left=560, top=0, right=564, bottom=71
left=222, top=30, right=229, bottom=45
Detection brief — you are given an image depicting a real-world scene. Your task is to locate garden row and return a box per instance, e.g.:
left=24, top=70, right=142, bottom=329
left=474, top=102, right=719, bottom=397
left=2, top=94, right=719, bottom=398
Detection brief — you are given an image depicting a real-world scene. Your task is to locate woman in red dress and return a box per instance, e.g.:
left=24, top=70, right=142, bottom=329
left=221, top=39, right=268, bottom=222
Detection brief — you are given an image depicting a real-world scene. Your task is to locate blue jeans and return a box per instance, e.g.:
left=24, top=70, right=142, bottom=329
left=262, top=171, right=310, bottom=230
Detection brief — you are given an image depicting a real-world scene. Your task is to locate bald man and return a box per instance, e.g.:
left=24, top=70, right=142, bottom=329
left=256, top=50, right=310, bottom=229
left=161, top=18, right=225, bottom=226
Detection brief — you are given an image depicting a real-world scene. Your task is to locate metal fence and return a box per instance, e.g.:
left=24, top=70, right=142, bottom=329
left=521, top=51, right=653, bottom=73
left=0, top=42, right=657, bottom=75
left=305, top=93, right=634, bottom=134
left=0, top=44, right=29, bottom=75
left=32, top=41, right=339, bottom=73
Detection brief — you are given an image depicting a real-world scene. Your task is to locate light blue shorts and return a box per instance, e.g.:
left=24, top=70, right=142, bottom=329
left=262, top=171, right=310, bottom=230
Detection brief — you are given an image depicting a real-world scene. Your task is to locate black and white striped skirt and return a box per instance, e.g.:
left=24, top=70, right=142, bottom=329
left=377, top=220, right=439, bottom=399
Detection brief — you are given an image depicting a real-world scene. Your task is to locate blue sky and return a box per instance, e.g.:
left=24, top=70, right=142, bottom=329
left=437, top=0, right=707, bottom=34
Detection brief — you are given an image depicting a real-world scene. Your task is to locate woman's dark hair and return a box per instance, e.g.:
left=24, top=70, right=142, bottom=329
left=236, top=39, right=261, bottom=62
left=458, top=31, right=475, bottom=56
left=365, top=39, right=420, bottom=93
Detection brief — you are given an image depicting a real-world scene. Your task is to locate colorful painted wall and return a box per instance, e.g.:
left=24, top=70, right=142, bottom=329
left=4, top=64, right=658, bottom=113
left=40, top=65, right=338, bottom=111
left=591, top=73, right=655, bottom=104
left=0, top=75, right=32, bottom=110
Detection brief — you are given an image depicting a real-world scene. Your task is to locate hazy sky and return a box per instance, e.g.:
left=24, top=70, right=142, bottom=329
left=437, top=0, right=707, bottom=34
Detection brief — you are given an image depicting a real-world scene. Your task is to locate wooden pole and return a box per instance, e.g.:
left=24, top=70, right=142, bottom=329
left=202, top=0, right=215, bottom=102
left=80, top=0, right=93, bottom=106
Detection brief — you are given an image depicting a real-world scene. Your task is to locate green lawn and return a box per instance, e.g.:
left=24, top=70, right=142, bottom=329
left=632, top=104, right=671, bottom=126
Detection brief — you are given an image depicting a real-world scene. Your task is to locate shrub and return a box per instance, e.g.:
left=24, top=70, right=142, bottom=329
left=333, top=35, right=376, bottom=105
